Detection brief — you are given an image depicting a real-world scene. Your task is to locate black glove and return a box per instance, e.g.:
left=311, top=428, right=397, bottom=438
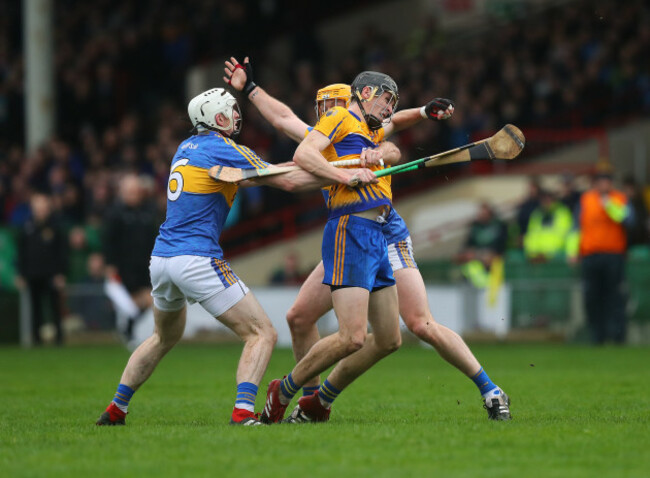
left=241, top=60, right=257, bottom=96
left=423, top=98, right=455, bottom=120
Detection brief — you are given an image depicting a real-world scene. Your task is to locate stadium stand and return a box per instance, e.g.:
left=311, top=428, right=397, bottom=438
left=1, top=0, right=649, bottom=342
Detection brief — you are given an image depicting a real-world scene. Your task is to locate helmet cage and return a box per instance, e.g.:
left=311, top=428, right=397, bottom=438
left=351, top=72, right=399, bottom=130
left=314, top=84, right=352, bottom=119
left=361, top=88, right=398, bottom=130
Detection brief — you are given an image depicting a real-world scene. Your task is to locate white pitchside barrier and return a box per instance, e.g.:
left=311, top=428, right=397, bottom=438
left=125, top=285, right=511, bottom=350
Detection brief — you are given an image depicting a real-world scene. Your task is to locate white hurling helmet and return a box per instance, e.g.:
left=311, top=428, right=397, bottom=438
left=187, top=88, right=241, bottom=135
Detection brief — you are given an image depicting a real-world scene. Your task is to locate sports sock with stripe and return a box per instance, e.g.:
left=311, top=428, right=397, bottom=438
left=471, top=367, right=498, bottom=397
left=112, top=384, right=135, bottom=413
left=318, top=379, right=341, bottom=409
left=234, top=382, right=258, bottom=412
left=302, top=385, right=319, bottom=397
left=279, top=373, right=299, bottom=405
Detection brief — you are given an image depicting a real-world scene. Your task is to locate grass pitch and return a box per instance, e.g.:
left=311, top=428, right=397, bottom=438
left=0, top=343, right=648, bottom=477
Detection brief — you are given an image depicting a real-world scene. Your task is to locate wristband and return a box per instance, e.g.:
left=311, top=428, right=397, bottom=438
left=244, top=81, right=258, bottom=97
left=420, top=106, right=427, bottom=119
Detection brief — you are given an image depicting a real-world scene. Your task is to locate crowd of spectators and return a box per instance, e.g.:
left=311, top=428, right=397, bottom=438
left=1, top=0, right=649, bottom=293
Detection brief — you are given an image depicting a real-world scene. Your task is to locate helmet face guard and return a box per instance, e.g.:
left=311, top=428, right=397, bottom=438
left=351, top=72, right=399, bottom=130
left=314, top=83, right=352, bottom=118
left=227, top=101, right=242, bottom=137
left=188, top=88, right=242, bottom=137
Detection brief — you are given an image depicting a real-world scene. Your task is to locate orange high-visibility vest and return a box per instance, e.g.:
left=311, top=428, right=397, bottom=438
left=579, top=189, right=627, bottom=256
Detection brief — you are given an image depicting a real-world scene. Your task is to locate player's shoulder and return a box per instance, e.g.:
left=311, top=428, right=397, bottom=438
left=197, top=132, right=252, bottom=157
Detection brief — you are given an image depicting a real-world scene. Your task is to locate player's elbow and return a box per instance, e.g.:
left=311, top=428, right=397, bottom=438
left=269, top=174, right=299, bottom=193
left=281, top=179, right=300, bottom=193
left=293, top=144, right=309, bottom=167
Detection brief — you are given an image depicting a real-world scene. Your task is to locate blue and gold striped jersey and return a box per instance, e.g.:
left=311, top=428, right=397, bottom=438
left=152, top=132, right=269, bottom=259
left=313, top=106, right=392, bottom=218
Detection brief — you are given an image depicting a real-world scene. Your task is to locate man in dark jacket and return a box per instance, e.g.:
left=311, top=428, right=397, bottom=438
left=17, top=193, right=67, bottom=345
left=103, top=174, right=159, bottom=338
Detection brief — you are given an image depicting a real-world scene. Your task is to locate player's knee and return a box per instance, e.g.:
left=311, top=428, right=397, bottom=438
left=405, top=313, right=438, bottom=342
left=267, top=327, right=278, bottom=347
left=342, top=332, right=366, bottom=354
left=377, top=333, right=401, bottom=355
left=155, top=328, right=182, bottom=350
left=259, top=321, right=278, bottom=346
left=286, top=306, right=314, bottom=335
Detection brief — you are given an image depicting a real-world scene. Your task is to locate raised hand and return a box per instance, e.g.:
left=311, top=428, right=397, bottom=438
left=223, top=56, right=248, bottom=91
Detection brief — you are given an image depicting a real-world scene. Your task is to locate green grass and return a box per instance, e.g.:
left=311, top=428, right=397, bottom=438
left=1, top=343, right=648, bottom=477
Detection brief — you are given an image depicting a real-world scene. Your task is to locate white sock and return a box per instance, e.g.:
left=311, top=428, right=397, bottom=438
left=482, top=387, right=502, bottom=400
left=279, top=392, right=292, bottom=405
left=318, top=395, right=332, bottom=409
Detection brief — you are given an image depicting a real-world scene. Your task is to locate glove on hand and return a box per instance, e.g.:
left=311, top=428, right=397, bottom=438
left=423, top=98, right=455, bottom=120
left=239, top=60, right=257, bottom=96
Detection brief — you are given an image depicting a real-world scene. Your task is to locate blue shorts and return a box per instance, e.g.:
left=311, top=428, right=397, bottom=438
left=322, top=214, right=395, bottom=291
left=382, top=208, right=410, bottom=244
left=382, top=208, right=418, bottom=271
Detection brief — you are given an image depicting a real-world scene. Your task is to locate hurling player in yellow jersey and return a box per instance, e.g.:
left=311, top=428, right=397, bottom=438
left=225, top=57, right=511, bottom=422
left=95, top=87, right=377, bottom=427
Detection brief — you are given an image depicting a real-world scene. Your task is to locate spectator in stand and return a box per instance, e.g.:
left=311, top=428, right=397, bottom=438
left=103, top=174, right=159, bottom=337
left=78, top=253, right=114, bottom=331
left=16, top=193, right=68, bottom=345
left=558, top=173, right=582, bottom=213
left=67, top=225, right=103, bottom=283
left=567, top=169, right=633, bottom=344
left=457, top=202, right=507, bottom=289
left=269, top=252, right=306, bottom=286
left=621, top=175, right=649, bottom=247
left=2, top=0, right=650, bottom=252
left=515, top=177, right=541, bottom=247
left=523, top=189, right=574, bottom=262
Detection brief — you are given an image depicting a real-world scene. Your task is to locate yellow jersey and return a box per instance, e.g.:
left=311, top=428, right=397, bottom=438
left=313, top=106, right=392, bottom=218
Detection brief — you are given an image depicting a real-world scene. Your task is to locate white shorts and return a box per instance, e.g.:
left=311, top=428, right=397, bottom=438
left=387, top=236, right=418, bottom=272
left=150, top=255, right=249, bottom=317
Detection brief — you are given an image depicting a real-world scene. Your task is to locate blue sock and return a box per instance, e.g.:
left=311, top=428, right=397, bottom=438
left=471, top=367, right=498, bottom=396
left=280, top=373, right=299, bottom=401
left=234, top=382, right=258, bottom=412
left=303, top=386, right=319, bottom=397
left=112, top=384, right=135, bottom=413
left=318, top=379, right=341, bottom=408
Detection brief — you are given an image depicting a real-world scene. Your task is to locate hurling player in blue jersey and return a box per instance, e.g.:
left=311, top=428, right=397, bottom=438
left=224, top=57, right=511, bottom=422
left=96, top=87, right=377, bottom=427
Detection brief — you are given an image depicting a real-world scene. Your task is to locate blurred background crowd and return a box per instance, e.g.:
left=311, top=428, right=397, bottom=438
left=1, top=0, right=650, bottom=344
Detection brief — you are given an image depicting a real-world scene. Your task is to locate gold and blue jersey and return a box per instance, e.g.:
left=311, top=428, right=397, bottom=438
left=152, top=132, right=269, bottom=259
left=313, top=106, right=392, bottom=218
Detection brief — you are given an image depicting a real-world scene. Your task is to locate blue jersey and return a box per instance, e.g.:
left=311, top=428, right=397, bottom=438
left=152, top=132, right=269, bottom=259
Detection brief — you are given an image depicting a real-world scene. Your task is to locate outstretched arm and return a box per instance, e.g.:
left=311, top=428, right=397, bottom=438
left=224, top=56, right=308, bottom=143
left=239, top=132, right=377, bottom=192
left=383, top=98, right=455, bottom=137
left=252, top=169, right=330, bottom=193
